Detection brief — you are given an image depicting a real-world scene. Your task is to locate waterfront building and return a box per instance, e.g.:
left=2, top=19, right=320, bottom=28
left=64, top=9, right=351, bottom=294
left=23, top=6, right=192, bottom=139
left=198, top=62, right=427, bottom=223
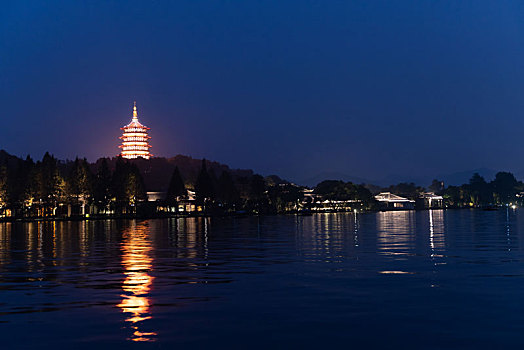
left=178, top=190, right=197, bottom=213
left=155, top=190, right=197, bottom=214
left=146, top=192, right=166, bottom=202
left=119, top=102, right=152, bottom=159
left=375, top=192, right=415, bottom=210
left=301, top=188, right=361, bottom=212
left=416, top=192, right=444, bottom=209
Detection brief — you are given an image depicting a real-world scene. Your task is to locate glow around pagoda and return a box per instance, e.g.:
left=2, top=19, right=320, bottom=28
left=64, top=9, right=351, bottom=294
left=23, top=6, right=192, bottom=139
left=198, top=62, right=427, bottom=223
left=119, top=102, right=153, bottom=159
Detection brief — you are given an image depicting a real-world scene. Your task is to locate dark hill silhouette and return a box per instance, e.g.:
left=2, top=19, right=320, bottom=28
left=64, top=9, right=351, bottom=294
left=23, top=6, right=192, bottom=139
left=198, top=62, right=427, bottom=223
left=0, top=150, right=29, bottom=167
left=93, top=155, right=254, bottom=191
left=1, top=150, right=256, bottom=192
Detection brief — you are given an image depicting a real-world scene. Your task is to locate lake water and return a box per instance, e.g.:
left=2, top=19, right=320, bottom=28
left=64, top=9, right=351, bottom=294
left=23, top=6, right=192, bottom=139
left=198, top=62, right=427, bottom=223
left=1, top=209, right=524, bottom=349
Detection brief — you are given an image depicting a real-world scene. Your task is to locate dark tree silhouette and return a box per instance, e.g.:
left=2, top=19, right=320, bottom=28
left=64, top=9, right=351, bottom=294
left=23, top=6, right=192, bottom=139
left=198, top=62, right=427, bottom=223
left=355, top=185, right=374, bottom=208
left=443, top=185, right=462, bottom=207
left=67, top=158, right=93, bottom=204
left=313, top=180, right=375, bottom=209
left=93, top=158, right=112, bottom=209
left=111, top=156, right=147, bottom=212
left=38, top=152, right=65, bottom=210
left=195, top=159, right=214, bottom=203
left=0, top=161, right=7, bottom=207
left=111, top=156, right=128, bottom=206
left=21, top=156, right=38, bottom=209
left=208, top=169, right=219, bottom=201
left=315, top=180, right=348, bottom=200
left=217, top=170, right=239, bottom=205
left=250, top=174, right=266, bottom=199
left=428, top=179, right=445, bottom=194
left=384, top=182, right=423, bottom=199
left=166, top=166, right=186, bottom=205
left=268, top=183, right=303, bottom=212
left=248, top=174, right=267, bottom=212
left=126, top=164, right=147, bottom=204
left=466, top=173, right=492, bottom=206
left=492, top=172, right=518, bottom=204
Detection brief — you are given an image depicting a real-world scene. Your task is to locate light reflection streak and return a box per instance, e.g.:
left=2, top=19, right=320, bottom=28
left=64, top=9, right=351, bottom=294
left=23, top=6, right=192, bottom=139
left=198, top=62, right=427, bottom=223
left=379, top=270, right=414, bottom=275
left=37, top=223, right=43, bottom=270
left=295, top=213, right=353, bottom=262
left=377, top=211, right=415, bottom=257
left=117, top=221, right=157, bottom=342
left=26, top=223, right=35, bottom=272
left=52, top=221, right=57, bottom=264
left=506, top=207, right=511, bottom=251
left=428, top=209, right=446, bottom=287
left=353, top=211, right=359, bottom=247
left=0, top=223, right=10, bottom=267
left=429, top=209, right=445, bottom=252
left=79, top=221, right=88, bottom=260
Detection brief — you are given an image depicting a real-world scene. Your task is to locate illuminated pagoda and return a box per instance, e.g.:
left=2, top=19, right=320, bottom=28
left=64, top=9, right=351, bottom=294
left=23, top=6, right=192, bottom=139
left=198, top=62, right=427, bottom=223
left=119, top=102, right=152, bottom=159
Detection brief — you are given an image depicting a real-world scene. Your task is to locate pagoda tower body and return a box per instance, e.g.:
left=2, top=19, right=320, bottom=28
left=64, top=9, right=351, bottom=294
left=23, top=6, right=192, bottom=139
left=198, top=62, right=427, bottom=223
left=119, top=102, right=152, bottom=159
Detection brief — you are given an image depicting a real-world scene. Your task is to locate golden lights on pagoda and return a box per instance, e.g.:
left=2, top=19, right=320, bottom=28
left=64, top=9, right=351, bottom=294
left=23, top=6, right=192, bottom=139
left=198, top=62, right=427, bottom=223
left=119, top=102, right=152, bottom=159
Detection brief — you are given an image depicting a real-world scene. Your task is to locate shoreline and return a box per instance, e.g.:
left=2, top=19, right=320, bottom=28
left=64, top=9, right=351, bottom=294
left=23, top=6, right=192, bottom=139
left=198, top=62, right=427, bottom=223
left=0, top=206, right=503, bottom=223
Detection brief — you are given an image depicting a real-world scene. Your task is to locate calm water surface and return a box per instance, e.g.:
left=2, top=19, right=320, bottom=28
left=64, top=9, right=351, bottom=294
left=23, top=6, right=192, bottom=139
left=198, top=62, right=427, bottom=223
left=1, top=209, right=524, bottom=349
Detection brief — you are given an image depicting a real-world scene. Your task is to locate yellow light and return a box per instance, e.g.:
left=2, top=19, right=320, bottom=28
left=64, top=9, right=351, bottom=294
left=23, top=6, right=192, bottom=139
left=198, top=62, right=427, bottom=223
left=117, top=223, right=157, bottom=342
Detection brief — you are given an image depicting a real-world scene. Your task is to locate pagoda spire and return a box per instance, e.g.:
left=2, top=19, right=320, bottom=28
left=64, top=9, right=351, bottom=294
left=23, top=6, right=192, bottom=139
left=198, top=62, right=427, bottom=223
left=132, top=101, right=138, bottom=120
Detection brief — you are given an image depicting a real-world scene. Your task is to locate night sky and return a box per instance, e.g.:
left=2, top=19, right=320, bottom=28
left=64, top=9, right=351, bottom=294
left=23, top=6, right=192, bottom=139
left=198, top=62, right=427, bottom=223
left=2, top=1, right=524, bottom=184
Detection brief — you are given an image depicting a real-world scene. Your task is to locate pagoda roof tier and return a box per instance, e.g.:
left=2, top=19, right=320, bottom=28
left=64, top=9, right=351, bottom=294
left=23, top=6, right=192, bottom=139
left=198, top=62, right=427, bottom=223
left=119, top=144, right=152, bottom=148
left=121, top=123, right=150, bottom=130
left=119, top=134, right=151, bottom=139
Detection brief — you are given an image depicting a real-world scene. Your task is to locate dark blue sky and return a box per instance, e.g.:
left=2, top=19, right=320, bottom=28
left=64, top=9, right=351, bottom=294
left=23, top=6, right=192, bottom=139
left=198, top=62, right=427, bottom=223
left=2, top=0, right=524, bottom=183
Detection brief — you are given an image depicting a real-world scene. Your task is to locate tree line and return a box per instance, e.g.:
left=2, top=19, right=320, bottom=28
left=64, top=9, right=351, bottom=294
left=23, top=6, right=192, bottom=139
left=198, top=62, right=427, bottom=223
left=433, top=172, right=523, bottom=207
left=170, top=162, right=378, bottom=213
left=167, top=159, right=311, bottom=214
left=0, top=154, right=316, bottom=218
left=1, top=150, right=522, bottom=219
left=0, top=153, right=147, bottom=217
left=309, top=171, right=524, bottom=210
left=361, top=171, right=524, bottom=208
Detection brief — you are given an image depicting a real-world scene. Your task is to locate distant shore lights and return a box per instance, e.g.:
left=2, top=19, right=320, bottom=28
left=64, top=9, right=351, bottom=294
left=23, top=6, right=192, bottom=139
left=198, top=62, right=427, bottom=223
left=119, top=102, right=152, bottom=159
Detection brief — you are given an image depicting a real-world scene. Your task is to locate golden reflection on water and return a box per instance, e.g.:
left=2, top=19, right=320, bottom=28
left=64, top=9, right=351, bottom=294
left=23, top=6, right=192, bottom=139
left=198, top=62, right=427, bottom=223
left=117, top=221, right=157, bottom=342
left=0, top=222, right=11, bottom=267
left=377, top=211, right=416, bottom=257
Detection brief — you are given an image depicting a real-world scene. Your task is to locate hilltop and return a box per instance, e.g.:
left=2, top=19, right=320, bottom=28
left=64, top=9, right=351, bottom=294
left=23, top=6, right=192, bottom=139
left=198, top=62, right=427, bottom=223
left=92, top=155, right=255, bottom=192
